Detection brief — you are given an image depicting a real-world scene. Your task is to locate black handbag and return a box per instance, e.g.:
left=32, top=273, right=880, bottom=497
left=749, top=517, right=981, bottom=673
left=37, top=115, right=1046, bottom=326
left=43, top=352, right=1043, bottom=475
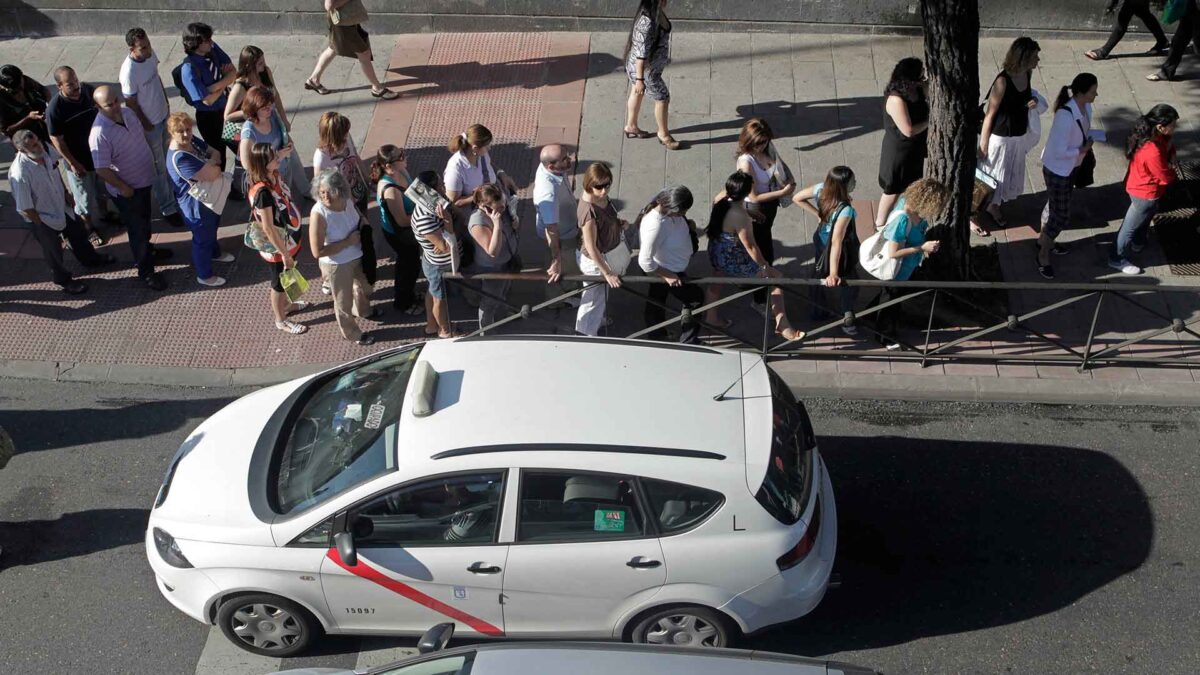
left=813, top=205, right=859, bottom=278
left=1071, top=119, right=1096, bottom=188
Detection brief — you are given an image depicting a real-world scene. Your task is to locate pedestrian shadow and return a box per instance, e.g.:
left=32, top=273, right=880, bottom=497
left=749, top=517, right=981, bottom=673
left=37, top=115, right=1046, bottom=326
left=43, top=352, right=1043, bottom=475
left=0, top=507, right=149, bottom=567
left=671, top=98, right=882, bottom=149
left=386, top=53, right=621, bottom=98
left=748, top=435, right=1152, bottom=655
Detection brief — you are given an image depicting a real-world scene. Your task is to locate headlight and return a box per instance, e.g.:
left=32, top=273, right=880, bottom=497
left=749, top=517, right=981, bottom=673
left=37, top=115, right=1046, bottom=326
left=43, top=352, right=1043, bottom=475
left=152, top=528, right=194, bottom=568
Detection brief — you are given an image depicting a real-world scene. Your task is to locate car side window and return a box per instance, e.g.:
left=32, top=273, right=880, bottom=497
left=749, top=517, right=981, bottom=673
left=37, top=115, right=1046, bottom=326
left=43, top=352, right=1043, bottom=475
left=376, top=652, right=473, bottom=675
left=517, top=471, right=646, bottom=542
left=349, top=472, right=504, bottom=548
left=641, top=479, right=725, bottom=534
left=289, top=517, right=333, bottom=547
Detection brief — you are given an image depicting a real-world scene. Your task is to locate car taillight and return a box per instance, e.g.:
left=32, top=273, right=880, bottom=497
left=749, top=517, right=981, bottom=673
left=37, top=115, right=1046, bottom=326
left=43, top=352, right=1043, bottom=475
left=776, top=498, right=821, bottom=571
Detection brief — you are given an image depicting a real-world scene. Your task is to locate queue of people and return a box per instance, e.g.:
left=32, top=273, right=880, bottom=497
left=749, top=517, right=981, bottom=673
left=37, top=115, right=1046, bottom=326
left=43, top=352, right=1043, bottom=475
left=2, top=20, right=1190, bottom=351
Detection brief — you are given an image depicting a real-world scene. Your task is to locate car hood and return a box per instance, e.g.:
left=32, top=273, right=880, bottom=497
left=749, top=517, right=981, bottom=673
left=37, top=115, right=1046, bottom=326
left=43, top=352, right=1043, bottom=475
left=149, top=378, right=310, bottom=546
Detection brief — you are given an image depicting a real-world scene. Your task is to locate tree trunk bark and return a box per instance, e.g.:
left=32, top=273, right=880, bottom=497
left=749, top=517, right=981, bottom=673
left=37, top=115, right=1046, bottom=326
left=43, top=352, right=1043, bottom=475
left=920, top=0, right=980, bottom=280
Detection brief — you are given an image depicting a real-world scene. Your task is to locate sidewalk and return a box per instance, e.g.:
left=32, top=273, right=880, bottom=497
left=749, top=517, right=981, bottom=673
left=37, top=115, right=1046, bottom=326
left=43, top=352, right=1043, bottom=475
left=2, top=31, right=1199, bottom=401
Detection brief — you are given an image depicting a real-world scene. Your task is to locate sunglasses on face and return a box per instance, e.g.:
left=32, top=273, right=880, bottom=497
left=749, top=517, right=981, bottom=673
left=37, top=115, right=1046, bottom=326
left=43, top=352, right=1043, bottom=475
left=592, top=182, right=611, bottom=190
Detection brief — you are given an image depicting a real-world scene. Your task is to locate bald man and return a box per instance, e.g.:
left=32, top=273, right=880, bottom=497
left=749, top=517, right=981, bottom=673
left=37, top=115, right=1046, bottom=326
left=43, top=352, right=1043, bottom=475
left=89, top=85, right=171, bottom=290
left=533, top=143, right=581, bottom=304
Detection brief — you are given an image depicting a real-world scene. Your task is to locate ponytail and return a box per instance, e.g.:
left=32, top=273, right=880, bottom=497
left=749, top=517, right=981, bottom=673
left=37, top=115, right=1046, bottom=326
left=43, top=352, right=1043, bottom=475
left=448, top=123, right=493, bottom=154
left=1054, top=72, right=1098, bottom=112
left=707, top=172, right=753, bottom=242
left=1126, top=103, right=1179, bottom=160
left=633, top=185, right=694, bottom=229
left=369, top=144, right=405, bottom=183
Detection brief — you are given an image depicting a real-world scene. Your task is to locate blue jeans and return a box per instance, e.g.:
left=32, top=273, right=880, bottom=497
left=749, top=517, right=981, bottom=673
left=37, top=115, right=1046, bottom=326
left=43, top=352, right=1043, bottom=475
left=61, top=164, right=100, bottom=219
left=1111, top=195, right=1158, bottom=262
left=186, top=207, right=221, bottom=279
left=145, top=120, right=179, bottom=216
left=421, top=257, right=452, bottom=300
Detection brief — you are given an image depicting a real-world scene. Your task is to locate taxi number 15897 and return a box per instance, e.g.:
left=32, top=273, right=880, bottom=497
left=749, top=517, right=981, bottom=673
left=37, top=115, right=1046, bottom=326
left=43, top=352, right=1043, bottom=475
left=345, top=607, right=376, bottom=614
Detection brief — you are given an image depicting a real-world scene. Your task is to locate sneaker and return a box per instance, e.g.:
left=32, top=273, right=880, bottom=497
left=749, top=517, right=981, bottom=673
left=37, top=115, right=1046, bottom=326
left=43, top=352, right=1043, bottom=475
left=321, top=282, right=332, bottom=296
left=1036, top=255, right=1055, bottom=279
left=841, top=325, right=859, bottom=337
left=883, top=342, right=902, bottom=352
left=143, top=272, right=168, bottom=291
left=212, top=252, right=236, bottom=263
left=1107, top=259, right=1142, bottom=275
left=197, top=275, right=227, bottom=287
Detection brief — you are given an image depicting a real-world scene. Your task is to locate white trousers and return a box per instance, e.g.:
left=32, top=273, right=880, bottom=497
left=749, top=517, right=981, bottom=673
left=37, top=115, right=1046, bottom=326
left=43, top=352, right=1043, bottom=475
left=575, top=242, right=631, bottom=336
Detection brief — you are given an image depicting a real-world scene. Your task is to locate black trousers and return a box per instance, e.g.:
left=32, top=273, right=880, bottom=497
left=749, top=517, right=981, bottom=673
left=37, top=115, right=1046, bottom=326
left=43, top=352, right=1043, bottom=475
left=644, top=273, right=704, bottom=344
left=383, top=227, right=423, bottom=310
left=748, top=200, right=778, bottom=303
left=1160, top=1, right=1200, bottom=78
left=194, top=110, right=230, bottom=171
left=31, top=214, right=104, bottom=286
left=1098, top=0, right=1169, bottom=57
left=866, top=285, right=905, bottom=345
left=113, top=186, right=155, bottom=279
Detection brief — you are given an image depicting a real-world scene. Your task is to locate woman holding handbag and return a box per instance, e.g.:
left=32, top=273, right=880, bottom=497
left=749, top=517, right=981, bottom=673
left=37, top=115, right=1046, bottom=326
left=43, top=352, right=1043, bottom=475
left=239, top=86, right=308, bottom=203
left=793, top=166, right=860, bottom=335
left=575, top=162, right=632, bottom=336
left=314, top=111, right=376, bottom=284
left=735, top=117, right=795, bottom=309
left=165, top=112, right=235, bottom=287
left=467, top=184, right=519, bottom=333
left=310, top=168, right=380, bottom=346
left=246, top=142, right=308, bottom=335
left=704, top=171, right=802, bottom=341
left=1037, top=73, right=1099, bottom=279
left=977, top=37, right=1041, bottom=235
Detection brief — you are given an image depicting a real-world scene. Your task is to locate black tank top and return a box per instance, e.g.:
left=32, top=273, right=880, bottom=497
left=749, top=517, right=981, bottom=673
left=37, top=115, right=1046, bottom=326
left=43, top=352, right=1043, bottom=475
left=989, top=72, right=1033, bottom=138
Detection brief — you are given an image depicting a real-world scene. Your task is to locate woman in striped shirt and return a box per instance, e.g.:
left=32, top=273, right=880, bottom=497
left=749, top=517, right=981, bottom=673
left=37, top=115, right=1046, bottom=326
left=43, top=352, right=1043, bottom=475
left=411, top=170, right=460, bottom=338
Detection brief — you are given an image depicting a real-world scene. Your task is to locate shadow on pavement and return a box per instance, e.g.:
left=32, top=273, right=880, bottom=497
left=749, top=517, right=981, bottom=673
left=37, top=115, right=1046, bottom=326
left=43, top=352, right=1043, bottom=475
left=749, top=434, right=1153, bottom=655
left=0, top=507, right=148, bottom=568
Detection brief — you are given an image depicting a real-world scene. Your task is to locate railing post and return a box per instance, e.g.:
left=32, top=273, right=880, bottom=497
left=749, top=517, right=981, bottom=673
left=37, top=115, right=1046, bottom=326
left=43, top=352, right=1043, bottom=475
left=1079, top=291, right=1106, bottom=373
left=920, top=289, right=938, bottom=369
left=761, top=282, right=771, bottom=356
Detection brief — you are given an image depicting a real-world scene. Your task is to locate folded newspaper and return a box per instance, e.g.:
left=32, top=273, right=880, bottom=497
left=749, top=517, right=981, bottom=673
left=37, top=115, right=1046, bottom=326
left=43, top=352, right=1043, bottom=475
left=405, top=178, right=451, bottom=215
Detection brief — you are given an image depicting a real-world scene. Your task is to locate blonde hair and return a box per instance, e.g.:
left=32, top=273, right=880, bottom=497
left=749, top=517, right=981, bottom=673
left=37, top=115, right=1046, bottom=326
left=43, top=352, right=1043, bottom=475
left=166, top=111, right=193, bottom=138
left=583, top=162, right=613, bottom=192
left=449, top=123, right=493, bottom=154
left=902, top=178, right=949, bottom=220
left=317, top=111, right=351, bottom=152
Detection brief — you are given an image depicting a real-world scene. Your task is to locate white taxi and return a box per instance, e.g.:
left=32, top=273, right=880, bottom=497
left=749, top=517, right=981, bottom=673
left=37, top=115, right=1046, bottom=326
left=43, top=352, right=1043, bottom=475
left=147, top=336, right=836, bottom=657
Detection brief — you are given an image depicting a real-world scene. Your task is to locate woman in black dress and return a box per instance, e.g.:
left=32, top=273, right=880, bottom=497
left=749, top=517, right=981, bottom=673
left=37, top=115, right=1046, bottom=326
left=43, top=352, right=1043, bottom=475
left=875, top=58, right=929, bottom=228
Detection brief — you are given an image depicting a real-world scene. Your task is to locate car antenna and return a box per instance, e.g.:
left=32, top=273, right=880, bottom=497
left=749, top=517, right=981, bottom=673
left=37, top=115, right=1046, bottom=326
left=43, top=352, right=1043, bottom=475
left=714, top=357, right=764, bottom=401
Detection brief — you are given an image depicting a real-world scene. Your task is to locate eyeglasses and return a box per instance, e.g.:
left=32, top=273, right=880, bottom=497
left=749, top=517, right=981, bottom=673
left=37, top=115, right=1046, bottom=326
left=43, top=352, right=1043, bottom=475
left=591, top=182, right=611, bottom=190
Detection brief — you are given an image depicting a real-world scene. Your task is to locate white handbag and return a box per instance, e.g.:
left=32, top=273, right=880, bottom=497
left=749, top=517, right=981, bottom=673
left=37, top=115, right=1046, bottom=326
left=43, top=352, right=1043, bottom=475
left=859, top=208, right=908, bottom=281
left=172, top=151, right=232, bottom=215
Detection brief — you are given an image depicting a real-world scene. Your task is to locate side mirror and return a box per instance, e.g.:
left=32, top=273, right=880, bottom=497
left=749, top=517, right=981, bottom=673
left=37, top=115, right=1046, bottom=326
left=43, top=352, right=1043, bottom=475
left=333, top=531, right=357, bottom=567
left=417, top=622, right=455, bottom=654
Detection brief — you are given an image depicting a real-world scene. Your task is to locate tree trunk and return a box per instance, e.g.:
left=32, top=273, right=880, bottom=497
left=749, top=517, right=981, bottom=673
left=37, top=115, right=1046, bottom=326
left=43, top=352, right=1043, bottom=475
left=920, top=0, right=979, bottom=280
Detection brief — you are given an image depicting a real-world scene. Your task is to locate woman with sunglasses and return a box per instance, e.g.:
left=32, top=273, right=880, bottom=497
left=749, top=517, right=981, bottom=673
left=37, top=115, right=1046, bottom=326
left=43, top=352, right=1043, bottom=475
left=575, top=162, right=631, bottom=336
left=371, top=144, right=423, bottom=315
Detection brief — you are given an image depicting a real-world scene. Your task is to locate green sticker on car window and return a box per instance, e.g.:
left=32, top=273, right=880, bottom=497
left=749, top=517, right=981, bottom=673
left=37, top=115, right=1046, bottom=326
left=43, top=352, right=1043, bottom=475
left=594, top=509, right=626, bottom=532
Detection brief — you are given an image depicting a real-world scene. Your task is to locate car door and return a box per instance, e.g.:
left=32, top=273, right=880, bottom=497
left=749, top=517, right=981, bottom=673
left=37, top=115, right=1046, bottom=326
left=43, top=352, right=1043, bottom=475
left=320, top=471, right=508, bottom=637
left=501, top=470, right=667, bottom=636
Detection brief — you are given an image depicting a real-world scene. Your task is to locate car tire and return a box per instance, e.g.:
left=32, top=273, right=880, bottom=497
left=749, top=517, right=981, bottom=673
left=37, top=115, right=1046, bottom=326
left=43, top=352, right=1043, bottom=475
left=628, top=605, right=735, bottom=648
left=216, top=593, right=321, bottom=657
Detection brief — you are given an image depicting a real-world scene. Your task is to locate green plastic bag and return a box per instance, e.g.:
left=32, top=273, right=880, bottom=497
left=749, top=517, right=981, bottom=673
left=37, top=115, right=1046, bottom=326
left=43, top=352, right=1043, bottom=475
left=279, top=267, right=309, bottom=302
left=1163, top=0, right=1188, bottom=24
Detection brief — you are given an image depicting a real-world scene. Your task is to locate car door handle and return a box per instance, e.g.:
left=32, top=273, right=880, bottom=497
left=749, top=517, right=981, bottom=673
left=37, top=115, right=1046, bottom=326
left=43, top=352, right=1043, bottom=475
left=467, top=562, right=502, bottom=574
left=626, top=557, right=662, bottom=569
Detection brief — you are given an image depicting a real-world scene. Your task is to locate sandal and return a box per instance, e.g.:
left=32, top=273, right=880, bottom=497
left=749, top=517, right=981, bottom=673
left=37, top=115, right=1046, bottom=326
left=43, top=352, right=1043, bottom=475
left=624, top=128, right=654, bottom=139
left=1084, top=50, right=1106, bottom=61
left=275, top=320, right=307, bottom=334
left=777, top=327, right=806, bottom=342
left=88, top=230, right=106, bottom=248
left=658, top=135, right=682, bottom=151
left=356, top=333, right=377, bottom=346
left=371, top=88, right=399, bottom=100
left=285, top=301, right=310, bottom=316
left=304, top=79, right=331, bottom=95
left=970, top=222, right=992, bottom=237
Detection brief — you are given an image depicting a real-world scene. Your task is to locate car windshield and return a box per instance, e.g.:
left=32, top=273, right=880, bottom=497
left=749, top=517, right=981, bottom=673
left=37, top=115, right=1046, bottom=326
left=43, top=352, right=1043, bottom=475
left=274, top=347, right=422, bottom=515
left=755, top=370, right=816, bottom=525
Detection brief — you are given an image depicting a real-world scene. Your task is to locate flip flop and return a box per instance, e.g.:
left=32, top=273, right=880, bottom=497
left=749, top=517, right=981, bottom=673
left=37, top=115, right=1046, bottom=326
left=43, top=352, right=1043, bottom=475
left=1084, top=50, right=1106, bottom=61
left=304, top=79, right=331, bottom=95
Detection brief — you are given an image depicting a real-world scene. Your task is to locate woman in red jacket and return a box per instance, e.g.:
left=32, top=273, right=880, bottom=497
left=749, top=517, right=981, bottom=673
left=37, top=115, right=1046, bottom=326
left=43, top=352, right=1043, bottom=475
left=1109, top=103, right=1178, bottom=275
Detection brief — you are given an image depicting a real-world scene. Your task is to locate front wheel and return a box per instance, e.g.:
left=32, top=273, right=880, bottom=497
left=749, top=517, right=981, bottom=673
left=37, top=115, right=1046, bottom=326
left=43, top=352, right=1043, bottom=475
left=216, top=593, right=321, bottom=657
left=629, top=605, right=735, bottom=648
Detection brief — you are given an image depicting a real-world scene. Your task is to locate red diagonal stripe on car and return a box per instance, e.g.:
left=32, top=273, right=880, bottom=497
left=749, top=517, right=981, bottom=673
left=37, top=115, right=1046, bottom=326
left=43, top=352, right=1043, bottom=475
left=326, top=548, right=504, bottom=636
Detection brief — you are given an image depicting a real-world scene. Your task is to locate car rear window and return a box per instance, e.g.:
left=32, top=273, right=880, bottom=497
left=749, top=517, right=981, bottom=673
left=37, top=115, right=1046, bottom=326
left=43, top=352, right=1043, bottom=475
left=641, top=479, right=724, bottom=534
left=755, top=370, right=816, bottom=525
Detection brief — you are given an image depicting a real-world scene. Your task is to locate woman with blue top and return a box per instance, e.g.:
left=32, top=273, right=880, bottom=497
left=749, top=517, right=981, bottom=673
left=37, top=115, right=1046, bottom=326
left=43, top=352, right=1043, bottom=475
left=704, top=171, right=802, bottom=342
left=371, top=144, right=423, bottom=315
left=869, top=178, right=948, bottom=350
left=238, top=85, right=308, bottom=202
left=165, top=111, right=235, bottom=287
left=793, top=166, right=860, bottom=335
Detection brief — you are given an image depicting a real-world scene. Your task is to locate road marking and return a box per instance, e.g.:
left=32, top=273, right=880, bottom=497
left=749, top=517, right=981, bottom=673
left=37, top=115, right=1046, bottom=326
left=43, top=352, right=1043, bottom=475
left=354, top=637, right=418, bottom=670
left=194, top=626, right=281, bottom=675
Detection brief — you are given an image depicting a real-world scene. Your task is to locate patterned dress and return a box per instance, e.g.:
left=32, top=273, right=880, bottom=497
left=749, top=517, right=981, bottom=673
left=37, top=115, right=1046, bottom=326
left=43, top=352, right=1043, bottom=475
left=626, top=13, right=672, bottom=101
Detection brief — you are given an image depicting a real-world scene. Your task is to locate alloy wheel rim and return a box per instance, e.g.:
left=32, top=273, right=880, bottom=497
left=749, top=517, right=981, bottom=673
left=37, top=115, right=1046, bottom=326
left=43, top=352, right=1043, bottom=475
left=230, top=603, right=303, bottom=650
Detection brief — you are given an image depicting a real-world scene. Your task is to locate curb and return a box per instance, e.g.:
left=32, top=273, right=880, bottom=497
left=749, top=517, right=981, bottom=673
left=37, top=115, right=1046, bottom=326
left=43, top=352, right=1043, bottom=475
left=0, top=359, right=335, bottom=389
left=769, top=362, right=1200, bottom=408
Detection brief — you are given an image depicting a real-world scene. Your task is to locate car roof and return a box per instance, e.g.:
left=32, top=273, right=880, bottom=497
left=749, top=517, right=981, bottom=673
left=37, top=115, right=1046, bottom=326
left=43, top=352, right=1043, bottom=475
left=399, top=337, right=754, bottom=467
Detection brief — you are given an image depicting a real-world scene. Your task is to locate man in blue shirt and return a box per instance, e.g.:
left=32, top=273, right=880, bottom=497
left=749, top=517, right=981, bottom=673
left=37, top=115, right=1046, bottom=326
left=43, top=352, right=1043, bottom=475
left=179, top=22, right=236, bottom=171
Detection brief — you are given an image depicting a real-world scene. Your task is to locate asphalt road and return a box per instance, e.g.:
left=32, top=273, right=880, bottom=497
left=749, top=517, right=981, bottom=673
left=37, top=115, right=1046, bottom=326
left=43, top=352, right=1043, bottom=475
left=0, top=379, right=1197, bottom=674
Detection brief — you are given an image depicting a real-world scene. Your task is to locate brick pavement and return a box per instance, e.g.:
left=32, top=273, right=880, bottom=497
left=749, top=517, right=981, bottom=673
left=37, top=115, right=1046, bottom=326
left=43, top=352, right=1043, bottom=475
left=1, top=30, right=1199, bottom=392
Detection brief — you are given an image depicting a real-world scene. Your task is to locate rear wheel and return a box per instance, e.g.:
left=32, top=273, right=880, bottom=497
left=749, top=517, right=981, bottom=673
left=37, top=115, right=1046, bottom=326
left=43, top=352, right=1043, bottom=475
left=629, top=605, right=734, bottom=648
left=216, top=593, right=321, bottom=657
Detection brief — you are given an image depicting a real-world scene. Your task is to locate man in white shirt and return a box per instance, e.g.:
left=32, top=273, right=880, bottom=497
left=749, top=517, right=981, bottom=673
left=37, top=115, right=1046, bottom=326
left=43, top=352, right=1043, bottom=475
left=119, top=27, right=182, bottom=227
left=533, top=144, right=581, bottom=306
left=637, top=186, right=702, bottom=344
left=9, top=130, right=115, bottom=294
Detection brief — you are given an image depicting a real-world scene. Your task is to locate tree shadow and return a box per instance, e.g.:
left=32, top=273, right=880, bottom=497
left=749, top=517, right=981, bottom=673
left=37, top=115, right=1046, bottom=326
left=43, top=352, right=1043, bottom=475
left=0, top=508, right=149, bottom=567
left=671, top=98, right=882, bottom=150
left=748, top=435, right=1153, bottom=655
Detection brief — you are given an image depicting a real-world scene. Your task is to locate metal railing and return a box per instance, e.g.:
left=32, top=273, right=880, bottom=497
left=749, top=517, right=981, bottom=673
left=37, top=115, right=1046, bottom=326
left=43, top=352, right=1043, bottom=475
left=445, top=272, right=1200, bottom=372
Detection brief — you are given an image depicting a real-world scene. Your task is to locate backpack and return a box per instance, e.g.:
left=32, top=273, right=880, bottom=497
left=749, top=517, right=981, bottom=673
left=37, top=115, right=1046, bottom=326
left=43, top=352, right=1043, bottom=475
left=172, top=60, right=196, bottom=107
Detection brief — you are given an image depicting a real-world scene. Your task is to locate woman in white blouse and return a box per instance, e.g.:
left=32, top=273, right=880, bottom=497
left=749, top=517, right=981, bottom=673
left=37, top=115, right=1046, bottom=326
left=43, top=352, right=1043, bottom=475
left=1037, top=73, right=1098, bottom=280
